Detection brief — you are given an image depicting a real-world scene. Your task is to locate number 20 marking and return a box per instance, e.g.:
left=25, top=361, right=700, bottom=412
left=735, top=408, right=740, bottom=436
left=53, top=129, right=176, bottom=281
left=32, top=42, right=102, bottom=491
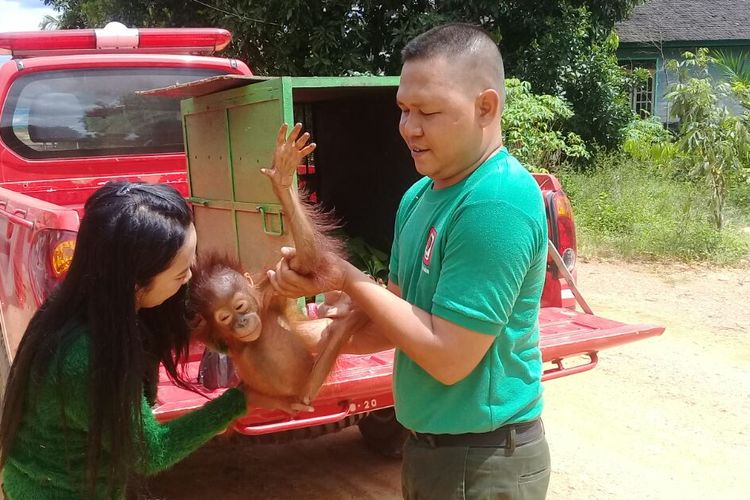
left=363, top=399, right=378, bottom=410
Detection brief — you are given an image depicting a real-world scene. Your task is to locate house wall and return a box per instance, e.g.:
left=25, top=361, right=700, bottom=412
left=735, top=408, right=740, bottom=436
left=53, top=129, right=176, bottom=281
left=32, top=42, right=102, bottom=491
left=618, top=43, right=749, bottom=124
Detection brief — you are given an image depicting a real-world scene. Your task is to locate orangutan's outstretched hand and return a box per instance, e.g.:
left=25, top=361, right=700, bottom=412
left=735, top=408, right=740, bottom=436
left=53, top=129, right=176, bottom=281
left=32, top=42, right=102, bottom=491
left=261, top=123, right=316, bottom=192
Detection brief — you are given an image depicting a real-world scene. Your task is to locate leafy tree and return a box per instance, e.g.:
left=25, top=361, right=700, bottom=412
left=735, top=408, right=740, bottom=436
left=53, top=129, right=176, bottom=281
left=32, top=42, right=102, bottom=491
left=44, top=0, right=643, bottom=151
left=503, top=79, right=589, bottom=171
left=41, top=0, right=209, bottom=29
left=666, top=49, right=750, bottom=229
left=503, top=3, right=636, bottom=152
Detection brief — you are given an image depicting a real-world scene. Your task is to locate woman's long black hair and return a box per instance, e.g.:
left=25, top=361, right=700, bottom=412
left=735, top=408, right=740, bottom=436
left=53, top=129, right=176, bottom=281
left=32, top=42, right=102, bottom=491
left=0, top=181, right=195, bottom=497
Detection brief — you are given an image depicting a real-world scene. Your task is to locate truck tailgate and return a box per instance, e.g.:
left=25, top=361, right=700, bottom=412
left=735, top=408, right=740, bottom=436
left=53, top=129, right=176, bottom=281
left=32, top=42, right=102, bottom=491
left=539, top=307, right=664, bottom=380
left=0, top=186, right=80, bottom=358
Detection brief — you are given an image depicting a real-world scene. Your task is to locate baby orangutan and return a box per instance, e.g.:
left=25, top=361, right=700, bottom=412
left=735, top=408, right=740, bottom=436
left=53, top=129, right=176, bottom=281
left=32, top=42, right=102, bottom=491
left=190, top=123, right=368, bottom=405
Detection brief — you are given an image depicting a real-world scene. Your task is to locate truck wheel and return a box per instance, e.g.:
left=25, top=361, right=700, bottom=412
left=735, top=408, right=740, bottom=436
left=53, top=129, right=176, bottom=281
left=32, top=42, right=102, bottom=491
left=358, top=408, right=408, bottom=458
left=230, top=414, right=364, bottom=445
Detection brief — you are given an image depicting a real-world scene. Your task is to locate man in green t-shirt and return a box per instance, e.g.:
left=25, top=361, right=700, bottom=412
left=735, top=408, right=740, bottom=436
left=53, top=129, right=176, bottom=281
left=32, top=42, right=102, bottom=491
left=269, top=23, right=550, bottom=500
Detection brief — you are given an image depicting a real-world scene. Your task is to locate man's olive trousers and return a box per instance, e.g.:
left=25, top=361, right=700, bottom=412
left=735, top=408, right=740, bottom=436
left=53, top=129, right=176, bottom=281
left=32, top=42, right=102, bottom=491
left=401, top=431, right=550, bottom=499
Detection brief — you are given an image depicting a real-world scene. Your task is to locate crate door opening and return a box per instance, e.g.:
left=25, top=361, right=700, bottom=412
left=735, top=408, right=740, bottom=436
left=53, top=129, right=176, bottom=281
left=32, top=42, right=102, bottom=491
left=292, top=86, right=419, bottom=255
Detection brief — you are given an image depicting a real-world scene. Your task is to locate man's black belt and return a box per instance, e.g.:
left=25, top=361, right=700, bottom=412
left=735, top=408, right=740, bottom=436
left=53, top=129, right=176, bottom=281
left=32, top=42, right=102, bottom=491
left=409, top=418, right=543, bottom=452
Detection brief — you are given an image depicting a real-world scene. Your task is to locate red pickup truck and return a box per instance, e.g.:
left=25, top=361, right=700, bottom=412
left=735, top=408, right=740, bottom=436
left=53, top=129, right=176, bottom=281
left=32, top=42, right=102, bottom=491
left=0, top=25, right=663, bottom=453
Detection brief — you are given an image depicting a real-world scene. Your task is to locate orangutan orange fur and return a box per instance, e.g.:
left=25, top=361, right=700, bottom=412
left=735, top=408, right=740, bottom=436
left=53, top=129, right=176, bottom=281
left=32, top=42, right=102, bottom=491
left=189, top=123, right=367, bottom=405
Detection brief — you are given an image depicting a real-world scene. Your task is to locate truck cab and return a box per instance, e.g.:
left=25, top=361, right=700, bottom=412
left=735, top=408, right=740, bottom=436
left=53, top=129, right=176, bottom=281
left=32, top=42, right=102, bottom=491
left=0, top=23, right=249, bottom=383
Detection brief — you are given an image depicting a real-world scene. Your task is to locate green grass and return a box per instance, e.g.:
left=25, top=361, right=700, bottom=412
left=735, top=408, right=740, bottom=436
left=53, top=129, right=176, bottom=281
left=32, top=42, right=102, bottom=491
left=559, top=155, right=750, bottom=266
left=727, top=181, right=750, bottom=227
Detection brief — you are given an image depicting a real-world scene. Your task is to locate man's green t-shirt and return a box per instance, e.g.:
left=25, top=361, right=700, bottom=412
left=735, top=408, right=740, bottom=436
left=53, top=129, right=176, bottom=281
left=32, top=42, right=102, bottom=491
left=388, top=148, right=548, bottom=434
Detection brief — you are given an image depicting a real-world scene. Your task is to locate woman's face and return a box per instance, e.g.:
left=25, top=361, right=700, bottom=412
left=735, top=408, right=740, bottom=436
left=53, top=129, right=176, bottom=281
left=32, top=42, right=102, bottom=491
left=137, top=224, right=197, bottom=309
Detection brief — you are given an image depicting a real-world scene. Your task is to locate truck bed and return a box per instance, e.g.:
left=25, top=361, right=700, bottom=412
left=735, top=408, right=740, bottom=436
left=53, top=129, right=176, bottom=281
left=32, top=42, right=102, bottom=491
left=153, top=348, right=395, bottom=435
left=152, top=307, right=664, bottom=434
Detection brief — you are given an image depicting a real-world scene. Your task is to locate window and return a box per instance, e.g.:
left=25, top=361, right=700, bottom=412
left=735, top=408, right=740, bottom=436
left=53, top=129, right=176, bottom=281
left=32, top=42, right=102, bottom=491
left=0, top=67, right=223, bottom=159
left=623, top=60, right=656, bottom=118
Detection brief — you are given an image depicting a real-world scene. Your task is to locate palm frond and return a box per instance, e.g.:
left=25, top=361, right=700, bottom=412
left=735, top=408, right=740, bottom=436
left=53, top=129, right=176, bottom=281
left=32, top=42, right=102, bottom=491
left=712, top=49, right=750, bottom=86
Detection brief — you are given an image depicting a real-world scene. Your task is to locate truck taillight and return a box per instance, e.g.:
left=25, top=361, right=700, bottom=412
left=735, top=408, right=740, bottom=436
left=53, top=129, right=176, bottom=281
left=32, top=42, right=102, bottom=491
left=547, top=190, right=578, bottom=277
left=29, top=229, right=77, bottom=305
left=51, top=239, right=75, bottom=278
left=554, top=191, right=577, bottom=272
left=541, top=188, right=578, bottom=308
left=0, top=23, right=232, bottom=57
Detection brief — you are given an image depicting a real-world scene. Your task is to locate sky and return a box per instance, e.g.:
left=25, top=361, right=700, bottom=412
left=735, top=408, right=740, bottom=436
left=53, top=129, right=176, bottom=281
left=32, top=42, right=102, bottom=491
left=0, top=0, right=57, bottom=61
left=0, top=0, right=57, bottom=32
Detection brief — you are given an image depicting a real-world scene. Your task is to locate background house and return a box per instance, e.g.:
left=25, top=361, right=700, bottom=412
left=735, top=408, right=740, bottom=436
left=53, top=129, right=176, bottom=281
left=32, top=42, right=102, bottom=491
left=616, top=0, right=750, bottom=125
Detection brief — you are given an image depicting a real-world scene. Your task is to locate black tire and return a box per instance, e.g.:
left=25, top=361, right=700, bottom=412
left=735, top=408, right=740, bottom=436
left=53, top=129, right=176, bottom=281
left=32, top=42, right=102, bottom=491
left=358, top=408, right=408, bottom=459
left=230, top=413, right=364, bottom=445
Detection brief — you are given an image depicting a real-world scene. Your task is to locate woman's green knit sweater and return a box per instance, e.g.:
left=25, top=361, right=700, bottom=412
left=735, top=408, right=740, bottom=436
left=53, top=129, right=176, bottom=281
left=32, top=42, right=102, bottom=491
left=2, top=326, right=246, bottom=499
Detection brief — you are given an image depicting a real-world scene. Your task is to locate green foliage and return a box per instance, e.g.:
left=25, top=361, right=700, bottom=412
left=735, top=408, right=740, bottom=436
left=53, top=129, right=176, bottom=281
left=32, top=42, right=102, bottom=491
left=728, top=179, right=750, bottom=217
left=621, top=117, right=677, bottom=167
left=44, top=0, right=642, bottom=153
left=665, top=49, right=750, bottom=229
left=502, top=79, right=589, bottom=171
left=713, top=49, right=750, bottom=111
left=622, top=116, right=672, bottom=146
left=561, top=154, right=750, bottom=264
left=513, top=12, right=633, bottom=150
left=346, top=237, right=389, bottom=283
left=41, top=0, right=209, bottom=29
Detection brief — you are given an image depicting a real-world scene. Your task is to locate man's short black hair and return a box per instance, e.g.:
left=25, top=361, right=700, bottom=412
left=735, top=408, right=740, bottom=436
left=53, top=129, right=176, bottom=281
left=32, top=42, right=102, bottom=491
left=401, top=23, right=505, bottom=96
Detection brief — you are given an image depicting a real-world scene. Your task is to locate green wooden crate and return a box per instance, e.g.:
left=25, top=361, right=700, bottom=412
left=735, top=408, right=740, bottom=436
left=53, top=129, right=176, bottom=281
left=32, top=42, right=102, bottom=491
left=180, top=76, right=401, bottom=275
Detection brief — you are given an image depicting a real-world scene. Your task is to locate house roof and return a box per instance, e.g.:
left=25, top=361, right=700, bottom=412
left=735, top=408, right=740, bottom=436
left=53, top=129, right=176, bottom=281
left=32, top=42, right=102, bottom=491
left=616, top=0, right=750, bottom=44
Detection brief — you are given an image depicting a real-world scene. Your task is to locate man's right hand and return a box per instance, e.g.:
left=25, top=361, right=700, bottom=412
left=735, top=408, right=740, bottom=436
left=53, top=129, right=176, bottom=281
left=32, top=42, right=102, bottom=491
left=267, top=247, right=348, bottom=298
left=242, top=386, right=314, bottom=415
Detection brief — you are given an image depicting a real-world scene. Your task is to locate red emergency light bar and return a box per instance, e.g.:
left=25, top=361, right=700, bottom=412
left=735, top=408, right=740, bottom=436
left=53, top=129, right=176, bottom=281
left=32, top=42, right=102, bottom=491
left=0, top=23, right=232, bottom=58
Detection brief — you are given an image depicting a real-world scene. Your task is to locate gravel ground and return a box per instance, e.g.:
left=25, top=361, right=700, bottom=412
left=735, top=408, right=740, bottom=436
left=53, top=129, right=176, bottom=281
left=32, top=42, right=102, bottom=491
left=145, top=259, right=750, bottom=499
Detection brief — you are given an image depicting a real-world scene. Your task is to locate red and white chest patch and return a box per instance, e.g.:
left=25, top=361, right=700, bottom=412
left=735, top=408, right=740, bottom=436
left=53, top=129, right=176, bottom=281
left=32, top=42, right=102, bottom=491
left=423, top=227, right=437, bottom=266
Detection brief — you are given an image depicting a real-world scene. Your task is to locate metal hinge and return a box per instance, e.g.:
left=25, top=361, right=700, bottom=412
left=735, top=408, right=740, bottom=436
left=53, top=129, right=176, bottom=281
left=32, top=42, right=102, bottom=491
left=258, top=205, right=284, bottom=236
left=547, top=240, right=593, bottom=314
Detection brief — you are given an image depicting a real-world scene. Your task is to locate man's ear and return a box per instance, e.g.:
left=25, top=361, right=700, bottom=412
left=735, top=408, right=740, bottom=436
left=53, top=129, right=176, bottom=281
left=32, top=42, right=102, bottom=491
left=476, top=89, right=501, bottom=126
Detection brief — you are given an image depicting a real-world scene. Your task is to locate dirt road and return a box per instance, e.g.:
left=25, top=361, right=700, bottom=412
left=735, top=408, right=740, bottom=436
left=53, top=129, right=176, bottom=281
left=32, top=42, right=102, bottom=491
left=146, top=260, right=749, bottom=499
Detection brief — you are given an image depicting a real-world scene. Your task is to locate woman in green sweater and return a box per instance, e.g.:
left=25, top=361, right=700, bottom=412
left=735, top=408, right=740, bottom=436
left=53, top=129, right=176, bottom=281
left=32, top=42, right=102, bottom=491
left=0, top=182, right=307, bottom=499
